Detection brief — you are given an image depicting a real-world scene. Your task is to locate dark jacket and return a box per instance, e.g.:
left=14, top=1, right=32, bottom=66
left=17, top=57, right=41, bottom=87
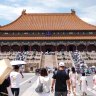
left=0, top=77, right=10, bottom=95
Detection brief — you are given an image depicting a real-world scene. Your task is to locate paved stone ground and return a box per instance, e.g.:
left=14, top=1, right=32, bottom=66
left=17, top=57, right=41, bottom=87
left=20, top=73, right=96, bottom=96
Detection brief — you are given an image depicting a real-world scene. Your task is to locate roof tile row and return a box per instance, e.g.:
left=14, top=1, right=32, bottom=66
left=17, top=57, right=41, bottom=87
left=0, top=11, right=96, bottom=31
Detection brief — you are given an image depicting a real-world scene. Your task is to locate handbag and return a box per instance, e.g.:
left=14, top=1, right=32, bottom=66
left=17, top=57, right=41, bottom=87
left=35, top=77, right=43, bottom=93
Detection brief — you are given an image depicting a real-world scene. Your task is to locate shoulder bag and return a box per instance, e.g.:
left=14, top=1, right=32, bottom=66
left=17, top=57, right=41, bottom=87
left=35, top=77, right=43, bottom=93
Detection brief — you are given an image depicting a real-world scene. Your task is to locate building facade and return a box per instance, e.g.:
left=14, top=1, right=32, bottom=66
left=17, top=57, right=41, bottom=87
left=0, top=9, right=96, bottom=52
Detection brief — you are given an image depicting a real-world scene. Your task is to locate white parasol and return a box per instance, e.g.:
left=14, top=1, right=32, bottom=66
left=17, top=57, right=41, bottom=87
left=92, top=66, right=95, bottom=68
left=10, top=60, right=26, bottom=65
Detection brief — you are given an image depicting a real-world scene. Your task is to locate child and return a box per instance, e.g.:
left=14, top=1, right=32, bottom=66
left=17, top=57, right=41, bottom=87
left=80, top=73, right=88, bottom=96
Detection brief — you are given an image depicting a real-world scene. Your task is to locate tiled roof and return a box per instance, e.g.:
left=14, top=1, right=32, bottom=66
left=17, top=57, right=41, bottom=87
left=0, top=36, right=96, bottom=40
left=0, top=10, right=96, bottom=31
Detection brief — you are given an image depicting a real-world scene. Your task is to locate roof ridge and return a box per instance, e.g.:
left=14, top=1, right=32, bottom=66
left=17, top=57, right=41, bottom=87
left=23, top=8, right=76, bottom=16
left=25, top=12, right=74, bottom=16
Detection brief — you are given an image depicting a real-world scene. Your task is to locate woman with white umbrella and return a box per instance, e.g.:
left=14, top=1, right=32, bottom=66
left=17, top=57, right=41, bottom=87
left=10, top=60, right=26, bottom=78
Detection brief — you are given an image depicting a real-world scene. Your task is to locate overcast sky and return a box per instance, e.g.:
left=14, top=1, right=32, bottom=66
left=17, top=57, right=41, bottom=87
left=0, top=0, right=96, bottom=26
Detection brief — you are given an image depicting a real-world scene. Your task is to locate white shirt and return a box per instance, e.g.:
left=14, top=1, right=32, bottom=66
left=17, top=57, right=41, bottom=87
left=80, top=76, right=87, bottom=92
left=10, top=71, right=22, bottom=88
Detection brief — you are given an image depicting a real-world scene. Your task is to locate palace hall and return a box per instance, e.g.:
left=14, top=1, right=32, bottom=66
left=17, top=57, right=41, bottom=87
left=0, top=9, right=96, bottom=52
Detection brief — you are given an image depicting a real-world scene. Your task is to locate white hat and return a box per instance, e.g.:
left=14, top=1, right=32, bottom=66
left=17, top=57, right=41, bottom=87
left=59, top=62, right=65, bottom=66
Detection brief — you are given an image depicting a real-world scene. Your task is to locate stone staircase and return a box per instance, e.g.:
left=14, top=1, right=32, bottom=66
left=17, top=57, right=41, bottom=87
left=56, top=51, right=73, bottom=67
left=41, top=52, right=73, bottom=68
left=44, top=54, right=54, bottom=68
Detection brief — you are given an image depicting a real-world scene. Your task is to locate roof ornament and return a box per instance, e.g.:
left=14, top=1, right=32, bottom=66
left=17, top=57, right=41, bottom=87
left=22, top=9, right=26, bottom=15
left=71, top=9, right=76, bottom=14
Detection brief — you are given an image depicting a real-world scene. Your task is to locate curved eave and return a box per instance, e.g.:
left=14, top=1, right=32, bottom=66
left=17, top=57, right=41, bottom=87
left=0, top=15, right=23, bottom=30
left=75, top=15, right=96, bottom=30
left=0, top=36, right=96, bottom=40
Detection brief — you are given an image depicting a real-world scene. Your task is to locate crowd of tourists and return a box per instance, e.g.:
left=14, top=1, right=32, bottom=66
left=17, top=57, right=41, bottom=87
left=0, top=61, right=96, bottom=96
left=34, top=62, right=96, bottom=96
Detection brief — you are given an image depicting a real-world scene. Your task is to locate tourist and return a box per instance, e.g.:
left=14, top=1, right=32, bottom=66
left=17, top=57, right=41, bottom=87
left=35, top=68, right=51, bottom=96
left=80, top=72, right=88, bottom=96
left=51, top=62, right=70, bottom=96
left=93, top=71, right=96, bottom=89
left=19, top=65, right=24, bottom=78
left=10, top=65, right=22, bottom=96
left=66, top=68, right=70, bottom=76
left=53, top=67, right=57, bottom=75
left=69, top=67, right=78, bottom=96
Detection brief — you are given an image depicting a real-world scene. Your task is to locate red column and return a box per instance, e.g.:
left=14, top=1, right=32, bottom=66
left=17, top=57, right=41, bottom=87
left=0, top=45, right=1, bottom=51
left=40, top=45, right=41, bottom=52
left=20, top=45, right=21, bottom=52
left=30, top=45, right=31, bottom=51
left=55, top=45, right=57, bottom=51
left=86, top=45, right=88, bottom=51
left=10, top=45, right=11, bottom=52
left=66, top=44, right=67, bottom=51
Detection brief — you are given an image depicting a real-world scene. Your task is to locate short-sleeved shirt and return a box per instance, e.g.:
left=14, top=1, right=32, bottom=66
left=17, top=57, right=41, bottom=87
left=10, top=71, right=22, bottom=88
left=52, top=70, right=69, bottom=92
left=80, top=76, right=87, bottom=92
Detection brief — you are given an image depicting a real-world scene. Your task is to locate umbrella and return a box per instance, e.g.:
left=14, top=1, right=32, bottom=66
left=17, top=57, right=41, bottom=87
left=92, top=66, right=95, bottom=68
left=10, top=60, right=26, bottom=65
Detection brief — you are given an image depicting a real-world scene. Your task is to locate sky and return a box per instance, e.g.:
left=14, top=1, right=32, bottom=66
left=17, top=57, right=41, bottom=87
left=0, top=0, right=96, bottom=26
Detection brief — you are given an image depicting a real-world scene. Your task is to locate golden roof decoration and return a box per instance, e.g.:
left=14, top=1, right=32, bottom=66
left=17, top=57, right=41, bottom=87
left=22, top=9, right=26, bottom=15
